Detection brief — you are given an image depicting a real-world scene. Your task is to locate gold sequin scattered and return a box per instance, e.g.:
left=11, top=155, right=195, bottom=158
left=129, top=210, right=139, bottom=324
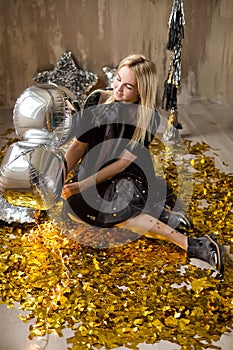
left=4, top=190, right=46, bottom=210
left=0, top=139, right=232, bottom=349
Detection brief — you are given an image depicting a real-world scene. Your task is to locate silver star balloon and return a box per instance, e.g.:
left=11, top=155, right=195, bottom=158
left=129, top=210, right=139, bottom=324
left=33, top=52, right=98, bottom=103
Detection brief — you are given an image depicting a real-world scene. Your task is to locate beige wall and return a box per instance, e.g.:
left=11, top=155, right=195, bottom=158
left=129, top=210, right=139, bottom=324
left=0, top=0, right=232, bottom=107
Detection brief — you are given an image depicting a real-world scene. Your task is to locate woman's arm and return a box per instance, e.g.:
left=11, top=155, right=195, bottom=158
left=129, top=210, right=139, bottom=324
left=62, top=149, right=136, bottom=199
left=65, top=138, right=88, bottom=174
left=82, top=149, right=136, bottom=189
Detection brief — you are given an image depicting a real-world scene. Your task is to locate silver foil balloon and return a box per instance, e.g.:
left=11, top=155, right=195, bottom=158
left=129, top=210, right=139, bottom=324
left=0, top=141, right=42, bottom=223
left=0, top=141, right=65, bottom=211
left=102, top=66, right=117, bottom=90
left=0, top=83, right=80, bottom=223
left=27, top=145, right=66, bottom=210
left=13, top=84, right=80, bottom=147
left=33, top=51, right=98, bottom=103
left=0, top=141, right=40, bottom=203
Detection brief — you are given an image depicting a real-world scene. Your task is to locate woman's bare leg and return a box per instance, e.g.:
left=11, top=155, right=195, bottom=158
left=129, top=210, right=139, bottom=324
left=117, top=213, right=188, bottom=250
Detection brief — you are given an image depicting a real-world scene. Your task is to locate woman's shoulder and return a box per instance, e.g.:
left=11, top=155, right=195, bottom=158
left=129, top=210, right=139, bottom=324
left=84, top=89, right=113, bottom=109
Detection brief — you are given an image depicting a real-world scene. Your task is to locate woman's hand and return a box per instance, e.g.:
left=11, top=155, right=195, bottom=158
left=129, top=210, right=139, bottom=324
left=61, top=182, right=80, bottom=199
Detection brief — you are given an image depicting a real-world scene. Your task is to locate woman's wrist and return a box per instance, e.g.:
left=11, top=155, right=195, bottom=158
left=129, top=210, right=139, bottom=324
left=79, top=174, right=97, bottom=192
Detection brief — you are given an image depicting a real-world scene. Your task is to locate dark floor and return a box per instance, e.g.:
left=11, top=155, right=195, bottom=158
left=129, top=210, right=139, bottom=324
left=0, top=100, right=233, bottom=350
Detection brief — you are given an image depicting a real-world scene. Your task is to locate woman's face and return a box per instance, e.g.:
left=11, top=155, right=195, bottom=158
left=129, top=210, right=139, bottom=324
left=113, top=66, right=139, bottom=103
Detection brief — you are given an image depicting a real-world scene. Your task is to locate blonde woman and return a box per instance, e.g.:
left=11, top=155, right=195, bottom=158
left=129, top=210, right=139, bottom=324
left=62, top=54, right=224, bottom=276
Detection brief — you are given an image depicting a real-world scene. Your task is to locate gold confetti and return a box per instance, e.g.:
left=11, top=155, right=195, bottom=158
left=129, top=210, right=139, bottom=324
left=0, top=139, right=232, bottom=349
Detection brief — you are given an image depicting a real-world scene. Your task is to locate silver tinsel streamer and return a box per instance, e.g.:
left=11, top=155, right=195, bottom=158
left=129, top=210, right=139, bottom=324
left=163, top=0, right=185, bottom=141
left=33, top=52, right=98, bottom=104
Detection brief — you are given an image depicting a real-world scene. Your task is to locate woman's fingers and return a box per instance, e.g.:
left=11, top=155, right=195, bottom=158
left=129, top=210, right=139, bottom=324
left=61, top=183, right=80, bottom=199
left=61, top=187, right=72, bottom=199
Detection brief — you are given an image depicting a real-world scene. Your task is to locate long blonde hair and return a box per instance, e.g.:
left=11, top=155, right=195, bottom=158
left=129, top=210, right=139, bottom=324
left=106, top=54, right=158, bottom=144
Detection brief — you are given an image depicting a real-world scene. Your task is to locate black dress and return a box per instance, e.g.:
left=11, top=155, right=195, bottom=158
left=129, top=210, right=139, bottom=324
left=67, top=93, right=171, bottom=228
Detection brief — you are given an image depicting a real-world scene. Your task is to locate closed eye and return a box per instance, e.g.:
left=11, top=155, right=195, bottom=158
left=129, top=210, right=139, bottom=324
left=115, top=74, right=134, bottom=90
left=116, top=74, right=121, bottom=82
